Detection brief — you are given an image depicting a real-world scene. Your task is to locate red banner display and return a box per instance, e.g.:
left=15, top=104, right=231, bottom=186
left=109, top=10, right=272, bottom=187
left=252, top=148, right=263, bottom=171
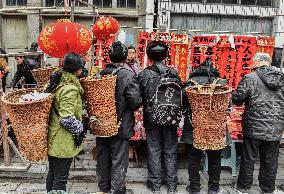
left=191, top=35, right=274, bottom=89
left=93, top=35, right=116, bottom=69
left=137, top=32, right=190, bottom=81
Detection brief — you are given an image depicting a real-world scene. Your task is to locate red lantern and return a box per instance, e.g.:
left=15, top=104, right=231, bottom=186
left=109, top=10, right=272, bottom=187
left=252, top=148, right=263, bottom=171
left=92, top=17, right=110, bottom=41
left=106, top=16, right=119, bottom=34
left=38, top=19, right=92, bottom=58
left=92, top=16, right=120, bottom=41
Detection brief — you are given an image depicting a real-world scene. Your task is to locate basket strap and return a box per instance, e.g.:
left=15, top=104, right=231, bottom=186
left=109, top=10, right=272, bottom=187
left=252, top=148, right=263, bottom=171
left=212, top=78, right=221, bottom=85
left=188, top=79, right=200, bottom=86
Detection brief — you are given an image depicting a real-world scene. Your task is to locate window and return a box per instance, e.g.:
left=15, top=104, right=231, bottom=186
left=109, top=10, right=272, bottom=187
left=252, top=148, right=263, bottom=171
left=172, top=0, right=202, bottom=2
left=93, top=0, right=112, bottom=8
left=45, top=0, right=88, bottom=7
left=117, top=0, right=136, bottom=8
left=241, top=0, right=256, bottom=5
left=45, top=0, right=65, bottom=7
left=257, top=0, right=272, bottom=6
left=6, top=0, right=27, bottom=6
left=207, top=0, right=221, bottom=3
left=223, top=0, right=238, bottom=4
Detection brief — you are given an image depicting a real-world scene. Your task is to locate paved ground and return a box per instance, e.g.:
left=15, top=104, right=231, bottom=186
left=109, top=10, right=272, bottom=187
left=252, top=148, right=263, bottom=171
left=0, top=135, right=284, bottom=193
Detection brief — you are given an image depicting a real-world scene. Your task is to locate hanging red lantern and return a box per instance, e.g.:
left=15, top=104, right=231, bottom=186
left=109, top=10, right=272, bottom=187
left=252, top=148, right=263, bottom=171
left=92, top=17, right=110, bottom=41
left=92, top=16, right=120, bottom=41
left=38, top=19, right=92, bottom=58
left=106, top=16, right=119, bottom=34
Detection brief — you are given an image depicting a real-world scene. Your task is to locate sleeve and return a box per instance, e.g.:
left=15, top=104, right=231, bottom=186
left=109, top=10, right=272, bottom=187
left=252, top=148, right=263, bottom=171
left=124, top=73, right=142, bottom=110
left=58, top=86, right=83, bottom=134
left=10, top=70, right=21, bottom=88
left=232, top=76, right=253, bottom=105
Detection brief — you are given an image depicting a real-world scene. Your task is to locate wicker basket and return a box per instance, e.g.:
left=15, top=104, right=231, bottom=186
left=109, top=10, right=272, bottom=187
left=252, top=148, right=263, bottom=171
left=186, top=84, right=231, bottom=150
left=31, top=67, right=55, bottom=88
left=80, top=76, right=119, bottom=137
left=1, top=89, right=54, bottom=161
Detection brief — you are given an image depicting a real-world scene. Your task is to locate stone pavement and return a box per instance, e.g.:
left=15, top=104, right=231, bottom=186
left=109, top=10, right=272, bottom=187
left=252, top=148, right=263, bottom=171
left=0, top=181, right=283, bottom=194
left=0, top=135, right=284, bottom=193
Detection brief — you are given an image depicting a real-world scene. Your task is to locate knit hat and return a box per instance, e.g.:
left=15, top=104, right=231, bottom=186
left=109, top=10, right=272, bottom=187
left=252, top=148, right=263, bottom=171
left=108, top=41, right=128, bottom=63
left=62, top=52, right=84, bottom=73
left=252, top=52, right=271, bottom=69
left=146, top=40, right=168, bottom=62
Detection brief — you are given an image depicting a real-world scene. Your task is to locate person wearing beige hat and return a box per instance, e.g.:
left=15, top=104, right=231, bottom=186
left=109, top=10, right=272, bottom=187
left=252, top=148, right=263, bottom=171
left=232, top=52, right=284, bottom=194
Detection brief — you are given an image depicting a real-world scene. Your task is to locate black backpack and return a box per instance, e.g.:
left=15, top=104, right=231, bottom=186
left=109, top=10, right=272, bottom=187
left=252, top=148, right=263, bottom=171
left=149, top=63, right=183, bottom=126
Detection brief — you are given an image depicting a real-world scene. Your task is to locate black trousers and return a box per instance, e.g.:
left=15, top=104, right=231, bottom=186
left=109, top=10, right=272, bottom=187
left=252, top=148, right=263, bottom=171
left=46, top=155, right=73, bottom=192
left=187, top=144, right=222, bottom=192
left=146, top=126, right=178, bottom=191
left=96, top=135, right=129, bottom=194
left=237, top=137, right=280, bottom=193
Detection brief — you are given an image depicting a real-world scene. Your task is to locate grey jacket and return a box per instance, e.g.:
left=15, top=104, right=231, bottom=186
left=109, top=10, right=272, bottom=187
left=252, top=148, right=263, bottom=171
left=232, top=66, right=284, bottom=141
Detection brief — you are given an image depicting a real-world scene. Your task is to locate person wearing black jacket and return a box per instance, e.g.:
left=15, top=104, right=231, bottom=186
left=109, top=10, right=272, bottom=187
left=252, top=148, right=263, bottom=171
left=11, top=55, right=38, bottom=89
left=26, top=42, right=41, bottom=63
left=232, top=53, right=284, bottom=194
left=139, top=41, right=185, bottom=194
left=95, top=41, right=142, bottom=194
left=182, top=57, right=228, bottom=194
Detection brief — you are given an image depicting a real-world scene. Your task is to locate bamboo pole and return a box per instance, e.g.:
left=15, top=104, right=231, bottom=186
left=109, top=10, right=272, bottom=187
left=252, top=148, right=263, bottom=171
left=0, top=51, right=43, bottom=58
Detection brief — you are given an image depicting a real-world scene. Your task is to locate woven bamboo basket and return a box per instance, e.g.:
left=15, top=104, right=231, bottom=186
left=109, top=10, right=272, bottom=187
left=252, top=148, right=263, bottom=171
left=80, top=76, right=119, bottom=137
left=1, top=89, right=54, bottom=161
left=31, top=67, right=55, bottom=89
left=186, top=84, right=231, bottom=150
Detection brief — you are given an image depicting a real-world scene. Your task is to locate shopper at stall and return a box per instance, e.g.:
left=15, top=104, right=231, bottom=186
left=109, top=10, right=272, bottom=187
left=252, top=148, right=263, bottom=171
left=138, top=40, right=184, bottom=194
left=95, top=41, right=141, bottom=194
left=182, top=57, right=228, bottom=194
left=232, top=53, right=284, bottom=194
left=124, top=46, right=140, bottom=76
left=11, top=54, right=38, bottom=89
left=26, top=42, right=41, bottom=63
left=0, top=48, right=10, bottom=93
left=45, top=52, right=85, bottom=193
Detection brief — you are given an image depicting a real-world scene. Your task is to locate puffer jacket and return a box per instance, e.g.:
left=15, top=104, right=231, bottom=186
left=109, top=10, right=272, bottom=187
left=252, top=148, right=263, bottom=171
left=138, top=61, right=186, bottom=129
left=181, top=66, right=229, bottom=144
left=232, top=66, right=284, bottom=141
left=100, top=63, right=142, bottom=139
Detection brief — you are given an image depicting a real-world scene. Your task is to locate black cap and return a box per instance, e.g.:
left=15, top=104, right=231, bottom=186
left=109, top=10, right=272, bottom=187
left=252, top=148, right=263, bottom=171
left=146, top=40, right=169, bottom=62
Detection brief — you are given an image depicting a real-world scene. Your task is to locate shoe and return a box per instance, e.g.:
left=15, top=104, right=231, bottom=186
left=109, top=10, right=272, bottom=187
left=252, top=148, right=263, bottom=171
left=208, top=189, right=219, bottom=194
left=126, top=189, right=134, bottom=194
left=231, top=183, right=249, bottom=194
left=186, top=185, right=201, bottom=194
left=167, top=189, right=177, bottom=194
left=146, top=182, right=161, bottom=193
left=262, top=191, right=274, bottom=194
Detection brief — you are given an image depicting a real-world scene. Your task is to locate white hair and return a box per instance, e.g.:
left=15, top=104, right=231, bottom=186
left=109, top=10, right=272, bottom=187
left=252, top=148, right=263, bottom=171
left=253, top=52, right=271, bottom=63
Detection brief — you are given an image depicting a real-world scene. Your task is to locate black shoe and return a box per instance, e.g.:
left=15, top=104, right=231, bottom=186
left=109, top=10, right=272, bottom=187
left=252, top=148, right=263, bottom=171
left=186, top=185, right=201, bottom=194
left=208, top=189, right=219, bottom=194
left=167, top=187, right=177, bottom=194
left=231, top=183, right=250, bottom=194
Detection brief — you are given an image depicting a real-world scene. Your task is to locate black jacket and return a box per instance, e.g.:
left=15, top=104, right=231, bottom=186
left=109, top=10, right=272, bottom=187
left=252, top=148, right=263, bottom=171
left=181, top=65, right=227, bottom=144
left=11, top=59, right=38, bottom=88
left=138, top=61, right=186, bottom=129
left=232, top=66, right=284, bottom=141
left=26, top=48, right=41, bottom=63
left=100, top=63, right=142, bottom=139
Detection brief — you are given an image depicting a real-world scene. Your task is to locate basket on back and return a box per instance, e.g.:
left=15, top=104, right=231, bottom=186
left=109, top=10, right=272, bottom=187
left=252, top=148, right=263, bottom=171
left=80, top=75, right=119, bottom=137
left=186, top=80, right=231, bottom=150
left=1, top=89, right=54, bottom=161
left=31, top=67, right=55, bottom=89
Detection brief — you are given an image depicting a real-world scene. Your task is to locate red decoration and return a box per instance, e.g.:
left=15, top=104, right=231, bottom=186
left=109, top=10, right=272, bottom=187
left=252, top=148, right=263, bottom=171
left=92, top=16, right=120, bottom=41
left=107, top=16, right=119, bottom=34
left=38, top=19, right=92, bottom=58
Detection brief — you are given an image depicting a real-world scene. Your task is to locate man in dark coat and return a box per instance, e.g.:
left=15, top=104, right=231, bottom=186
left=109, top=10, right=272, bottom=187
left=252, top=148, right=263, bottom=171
left=232, top=53, right=284, bottom=194
left=96, top=41, right=142, bottom=194
left=139, top=41, right=185, bottom=194
left=182, top=57, right=228, bottom=194
left=11, top=54, right=38, bottom=89
left=26, top=42, right=41, bottom=63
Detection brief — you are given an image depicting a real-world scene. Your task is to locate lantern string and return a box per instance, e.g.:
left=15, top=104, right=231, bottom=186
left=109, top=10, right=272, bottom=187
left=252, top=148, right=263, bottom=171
left=64, top=0, right=68, bottom=15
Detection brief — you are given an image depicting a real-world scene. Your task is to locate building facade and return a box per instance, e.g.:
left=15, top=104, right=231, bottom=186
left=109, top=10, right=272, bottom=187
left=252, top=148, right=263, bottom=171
left=158, top=0, right=284, bottom=66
